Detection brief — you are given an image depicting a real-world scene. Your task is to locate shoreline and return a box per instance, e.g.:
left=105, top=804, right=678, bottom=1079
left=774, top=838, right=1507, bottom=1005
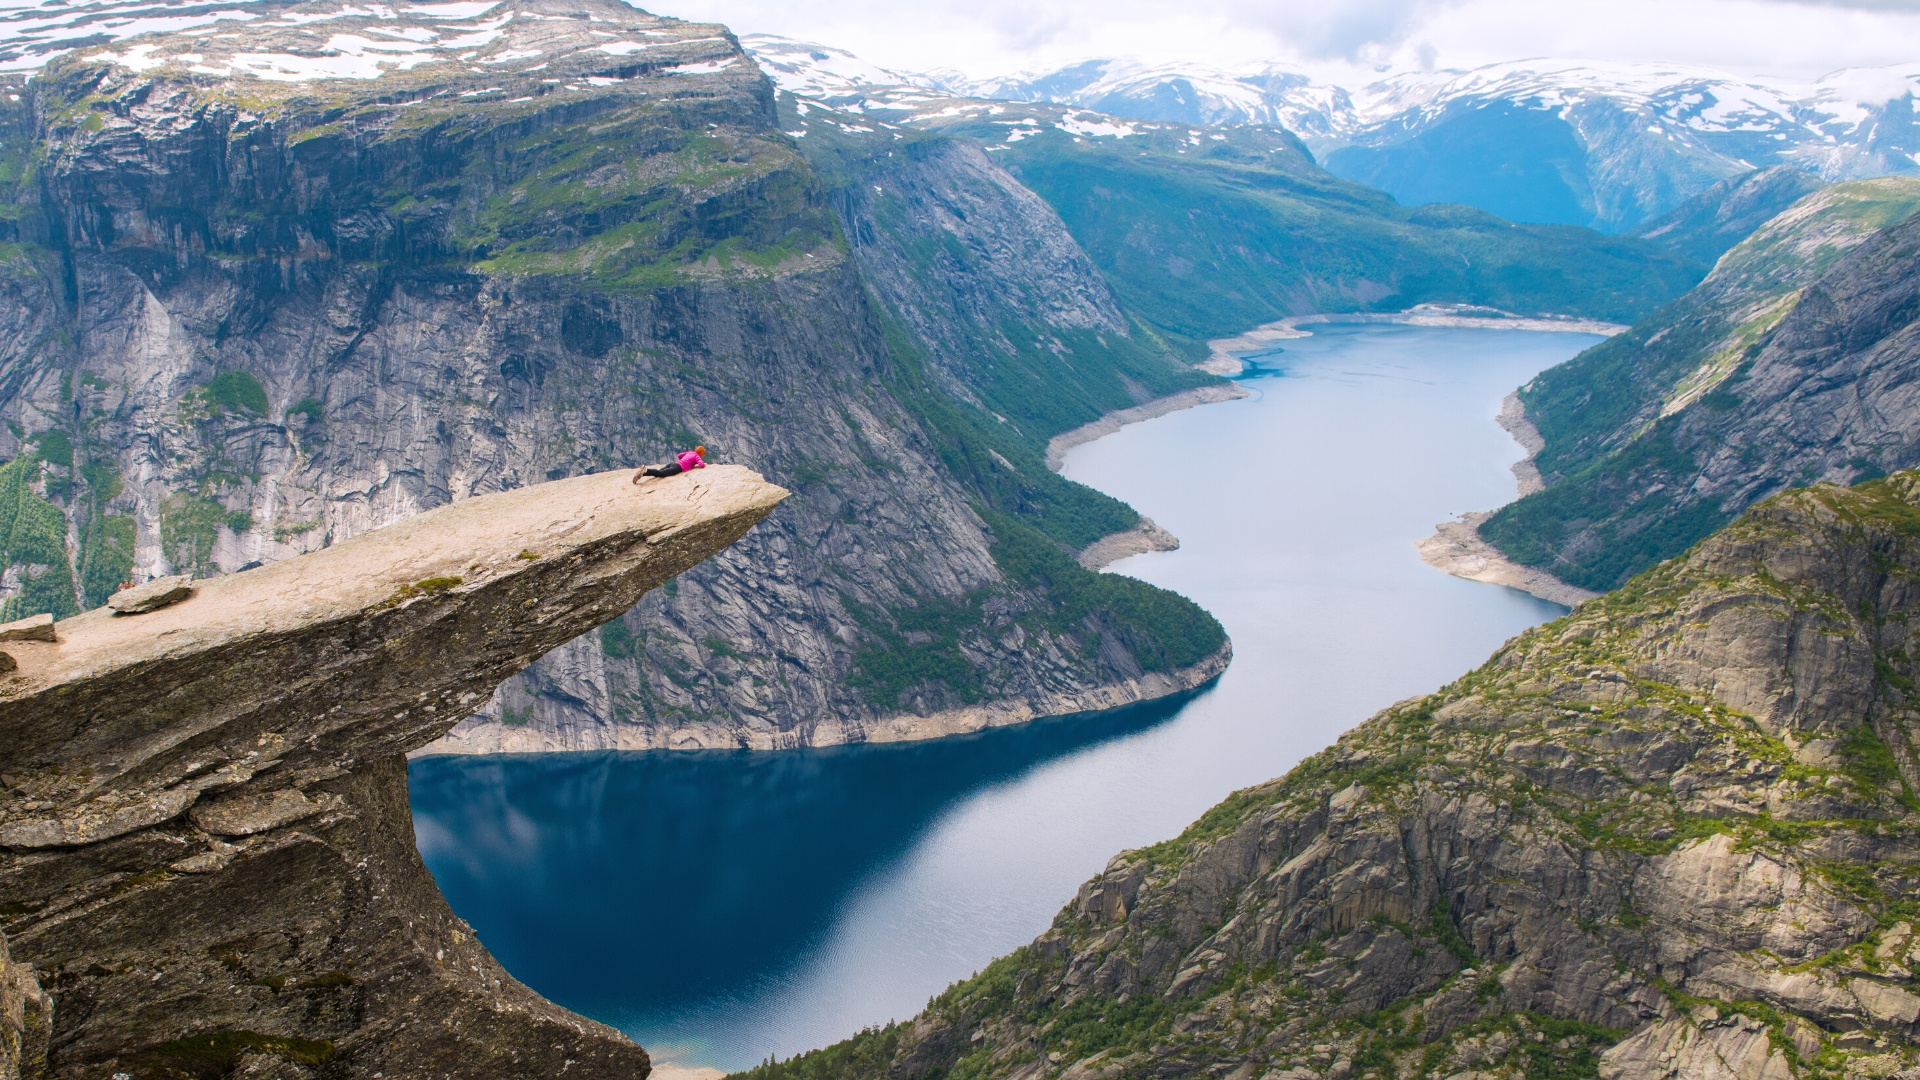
left=1202, top=304, right=1630, bottom=375
left=1045, top=382, right=1252, bottom=470
left=1077, top=515, right=1179, bottom=570
left=1414, top=392, right=1600, bottom=608
left=1416, top=511, right=1600, bottom=608
left=414, top=643, right=1232, bottom=755
left=421, top=383, right=1253, bottom=758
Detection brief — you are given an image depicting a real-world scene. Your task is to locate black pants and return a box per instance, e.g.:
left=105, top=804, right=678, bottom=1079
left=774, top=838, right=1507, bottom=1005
left=642, top=462, right=684, bottom=478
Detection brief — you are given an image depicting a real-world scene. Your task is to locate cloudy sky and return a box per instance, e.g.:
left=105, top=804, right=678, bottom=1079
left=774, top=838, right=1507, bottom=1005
left=660, top=0, right=1920, bottom=85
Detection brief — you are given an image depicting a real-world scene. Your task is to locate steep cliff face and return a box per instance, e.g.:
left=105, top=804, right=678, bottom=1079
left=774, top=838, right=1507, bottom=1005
left=0, top=0, right=1227, bottom=754
left=743, top=471, right=1920, bottom=1080
left=0, top=466, right=784, bottom=1078
left=1481, top=178, right=1920, bottom=592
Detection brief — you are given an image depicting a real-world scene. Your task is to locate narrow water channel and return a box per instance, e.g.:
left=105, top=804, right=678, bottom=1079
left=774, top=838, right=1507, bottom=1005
left=408, top=323, right=1600, bottom=1075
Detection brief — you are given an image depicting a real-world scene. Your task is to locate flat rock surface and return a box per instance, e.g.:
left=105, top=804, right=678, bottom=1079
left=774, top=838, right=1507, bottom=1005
left=2, top=466, right=780, bottom=699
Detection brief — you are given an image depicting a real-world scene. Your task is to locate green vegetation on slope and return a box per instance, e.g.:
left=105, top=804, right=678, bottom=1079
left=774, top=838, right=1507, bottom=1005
left=984, top=508, right=1224, bottom=672
left=1480, top=177, right=1920, bottom=591
left=457, top=112, right=839, bottom=291
left=985, top=125, right=1703, bottom=349
left=840, top=310, right=1227, bottom=706
left=1627, top=164, right=1828, bottom=268
left=781, top=111, right=1229, bottom=703
left=1518, top=177, right=1920, bottom=484
left=0, top=455, right=78, bottom=620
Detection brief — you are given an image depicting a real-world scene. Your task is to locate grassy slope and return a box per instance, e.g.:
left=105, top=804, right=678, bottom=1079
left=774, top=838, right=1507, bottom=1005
left=1479, top=177, right=1920, bottom=591
left=977, top=124, right=1705, bottom=351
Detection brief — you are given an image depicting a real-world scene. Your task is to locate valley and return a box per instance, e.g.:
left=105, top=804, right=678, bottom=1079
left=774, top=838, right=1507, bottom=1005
left=0, top=2, right=1917, bottom=1079
left=410, top=322, right=1587, bottom=1074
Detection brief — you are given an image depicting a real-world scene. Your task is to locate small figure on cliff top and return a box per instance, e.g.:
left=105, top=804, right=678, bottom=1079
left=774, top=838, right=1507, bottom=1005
left=634, top=446, right=707, bottom=483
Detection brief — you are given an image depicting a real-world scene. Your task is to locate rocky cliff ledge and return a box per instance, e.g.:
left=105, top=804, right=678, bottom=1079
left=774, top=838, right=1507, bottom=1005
left=0, top=465, right=785, bottom=1079
left=746, top=472, right=1920, bottom=1080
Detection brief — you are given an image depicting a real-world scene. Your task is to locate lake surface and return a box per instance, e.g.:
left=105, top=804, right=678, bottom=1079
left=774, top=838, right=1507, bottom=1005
left=409, top=323, right=1600, bottom=1075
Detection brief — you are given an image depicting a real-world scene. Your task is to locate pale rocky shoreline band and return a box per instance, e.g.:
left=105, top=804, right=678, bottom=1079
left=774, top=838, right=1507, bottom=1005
left=422, top=380, right=1251, bottom=755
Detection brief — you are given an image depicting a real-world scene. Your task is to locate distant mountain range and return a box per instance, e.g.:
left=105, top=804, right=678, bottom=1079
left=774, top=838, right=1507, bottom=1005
left=746, top=36, right=1920, bottom=234
left=0, top=7, right=1905, bottom=234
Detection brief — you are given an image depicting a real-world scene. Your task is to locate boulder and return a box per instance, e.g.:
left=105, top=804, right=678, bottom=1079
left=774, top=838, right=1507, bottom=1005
left=106, top=574, right=193, bottom=614
left=0, top=615, right=53, bottom=643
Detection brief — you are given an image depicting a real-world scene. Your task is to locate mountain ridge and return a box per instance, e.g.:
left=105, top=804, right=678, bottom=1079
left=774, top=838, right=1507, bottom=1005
left=0, top=0, right=1232, bottom=758
left=1480, top=176, right=1920, bottom=592
left=749, top=39, right=1918, bottom=234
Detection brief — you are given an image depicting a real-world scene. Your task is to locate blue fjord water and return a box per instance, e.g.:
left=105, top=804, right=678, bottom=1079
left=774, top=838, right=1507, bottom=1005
left=408, top=323, right=1601, bottom=1074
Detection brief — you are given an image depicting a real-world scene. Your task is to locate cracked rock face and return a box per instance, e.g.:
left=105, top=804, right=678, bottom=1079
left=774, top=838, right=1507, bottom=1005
left=756, top=472, right=1920, bottom=1080
left=0, top=465, right=785, bottom=1079
left=0, top=0, right=1225, bottom=755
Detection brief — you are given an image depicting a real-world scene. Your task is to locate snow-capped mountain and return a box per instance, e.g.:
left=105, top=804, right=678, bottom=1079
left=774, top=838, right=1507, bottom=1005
left=1325, top=59, right=1920, bottom=231
left=936, top=57, right=1356, bottom=141
left=743, top=34, right=939, bottom=99
left=0, top=7, right=1899, bottom=236
left=746, top=39, right=1920, bottom=235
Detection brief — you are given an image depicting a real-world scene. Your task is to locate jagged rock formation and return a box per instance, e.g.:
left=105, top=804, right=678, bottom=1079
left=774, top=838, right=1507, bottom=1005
left=0, top=0, right=1228, bottom=755
left=743, top=471, right=1920, bottom=1080
left=1481, top=177, right=1920, bottom=592
left=0, top=465, right=784, bottom=1078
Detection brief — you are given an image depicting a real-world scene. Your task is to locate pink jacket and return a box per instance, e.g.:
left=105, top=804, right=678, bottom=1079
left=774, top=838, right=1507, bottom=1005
left=677, top=450, right=707, bottom=471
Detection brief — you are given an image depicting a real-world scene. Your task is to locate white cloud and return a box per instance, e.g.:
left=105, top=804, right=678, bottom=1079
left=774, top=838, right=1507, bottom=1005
left=659, top=0, right=1920, bottom=83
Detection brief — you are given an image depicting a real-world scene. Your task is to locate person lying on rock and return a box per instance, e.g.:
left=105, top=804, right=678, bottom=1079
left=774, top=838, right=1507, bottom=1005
left=634, top=446, right=707, bottom=483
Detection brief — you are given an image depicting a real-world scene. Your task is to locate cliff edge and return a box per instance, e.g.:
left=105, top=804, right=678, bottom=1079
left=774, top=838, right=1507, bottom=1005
left=0, top=465, right=786, bottom=1079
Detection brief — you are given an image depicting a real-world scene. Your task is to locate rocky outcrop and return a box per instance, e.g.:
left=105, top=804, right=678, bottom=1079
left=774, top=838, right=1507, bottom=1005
left=1481, top=177, right=1920, bottom=593
left=0, top=934, right=50, bottom=1080
left=0, top=465, right=785, bottom=1078
left=743, top=471, right=1920, bottom=1080
left=0, top=0, right=1227, bottom=755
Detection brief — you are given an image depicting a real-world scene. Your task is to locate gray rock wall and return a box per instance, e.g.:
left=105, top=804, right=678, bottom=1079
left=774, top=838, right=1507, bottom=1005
left=0, top=0, right=1226, bottom=754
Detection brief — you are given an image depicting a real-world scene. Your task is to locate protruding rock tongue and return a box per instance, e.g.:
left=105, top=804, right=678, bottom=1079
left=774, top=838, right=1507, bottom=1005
left=0, top=465, right=784, bottom=1080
